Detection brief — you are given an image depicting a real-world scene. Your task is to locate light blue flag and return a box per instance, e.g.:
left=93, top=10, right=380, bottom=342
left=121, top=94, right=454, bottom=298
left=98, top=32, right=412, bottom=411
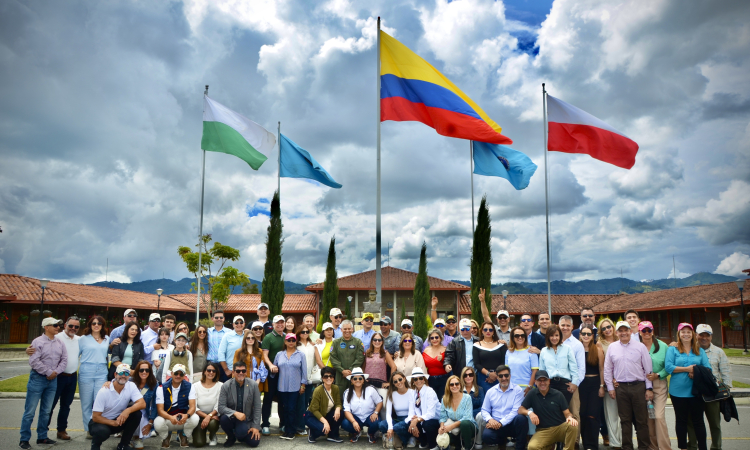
left=472, top=141, right=538, bottom=190
left=279, top=133, right=342, bottom=189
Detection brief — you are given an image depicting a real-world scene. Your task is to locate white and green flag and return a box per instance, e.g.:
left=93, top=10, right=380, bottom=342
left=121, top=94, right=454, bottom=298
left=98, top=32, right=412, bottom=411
left=201, top=95, right=274, bottom=170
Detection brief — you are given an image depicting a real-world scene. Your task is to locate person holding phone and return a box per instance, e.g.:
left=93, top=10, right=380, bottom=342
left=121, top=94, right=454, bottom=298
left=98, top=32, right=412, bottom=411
left=154, top=364, right=198, bottom=448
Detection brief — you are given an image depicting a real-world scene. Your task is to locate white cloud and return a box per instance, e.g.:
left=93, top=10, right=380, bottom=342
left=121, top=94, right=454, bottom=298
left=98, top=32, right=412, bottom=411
left=677, top=180, right=750, bottom=245
left=715, top=252, right=750, bottom=278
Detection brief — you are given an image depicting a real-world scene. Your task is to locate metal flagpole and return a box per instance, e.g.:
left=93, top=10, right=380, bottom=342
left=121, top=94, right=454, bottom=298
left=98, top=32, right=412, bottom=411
left=277, top=121, right=281, bottom=197
left=470, top=141, right=475, bottom=233
left=196, top=84, right=209, bottom=327
left=542, top=83, right=552, bottom=317
left=376, top=17, right=383, bottom=313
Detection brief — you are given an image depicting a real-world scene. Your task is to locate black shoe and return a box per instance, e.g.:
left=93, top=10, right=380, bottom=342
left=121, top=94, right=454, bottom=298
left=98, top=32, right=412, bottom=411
left=37, top=438, right=56, bottom=445
left=223, top=436, right=236, bottom=448
left=350, top=431, right=361, bottom=443
left=116, top=445, right=135, bottom=450
left=308, top=435, right=316, bottom=444
left=19, top=442, right=31, bottom=450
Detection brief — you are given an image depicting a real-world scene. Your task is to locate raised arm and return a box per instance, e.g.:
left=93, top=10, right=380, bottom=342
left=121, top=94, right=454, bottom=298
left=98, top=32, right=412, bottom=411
left=478, top=288, right=492, bottom=324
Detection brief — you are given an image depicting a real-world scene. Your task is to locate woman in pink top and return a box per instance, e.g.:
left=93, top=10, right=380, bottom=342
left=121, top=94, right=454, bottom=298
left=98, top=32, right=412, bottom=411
left=363, top=332, right=393, bottom=389
left=423, top=328, right=448, bottom=402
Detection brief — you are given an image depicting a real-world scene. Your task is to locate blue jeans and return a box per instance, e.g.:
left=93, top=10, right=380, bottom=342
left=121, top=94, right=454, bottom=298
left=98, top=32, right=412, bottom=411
left=379, top=414, right=410, bottom=446
left=46, top=373, right=78, bottom=432
left=342, top=414, right=380, bottom=437
left=278, top=391, right=299, bottom=435
left=79, top=363, right=108, bottom=432
left=20, top=371, right=57, bottom=442
left=219, top=416, right=260, bottom=447
left=477, top=372, right=498, bottom=393
left=306, top=409, right=342, bottom=440
left=296, top=385, right=315, bottom=432
left=482, top=414, right=529, bottom=450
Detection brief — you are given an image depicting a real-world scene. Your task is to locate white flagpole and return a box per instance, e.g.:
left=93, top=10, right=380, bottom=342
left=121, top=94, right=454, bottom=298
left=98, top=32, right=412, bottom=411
left=376, top=17, right=382, bottom=312
left=277, top=121, right=281, bottom=197
left=470, top=141, right=475, bottom=233
left=542, top=83, right=552, bottom=317
left=196, top=84, right=208, bottom=327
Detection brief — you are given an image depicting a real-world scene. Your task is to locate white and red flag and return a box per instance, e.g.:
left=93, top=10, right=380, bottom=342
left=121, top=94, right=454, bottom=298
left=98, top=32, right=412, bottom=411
left=546, top=94, right=639, bottom=169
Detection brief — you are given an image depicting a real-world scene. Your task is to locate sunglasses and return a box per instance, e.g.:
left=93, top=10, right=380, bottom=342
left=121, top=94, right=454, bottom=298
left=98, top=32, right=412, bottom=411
left=90, top=322, right=102, bottom=326
left=205, top=369, right=216, bottom=373
left=429, top=336, right=441, bottom=340
left=449, top=382, right=461, bottom=387
left=68, top=324, right=80, bottom=329
left=498, top=373, right=510, bottom=379
left=252, top=327, right=263, bottom=331
left=213, top=316, right=225, bottom=320
left=300, top=330, right=310, bottom=334
left=149, top=319, right=161, bottom=323
left=461, top=327, right=471, bottom=332
left=521, top=319, right=533, bottom=323
left=412, top=377, right=425, bottom=382
left=403, top=339, right=413, bottom=343
left=394, top=378, right=404, bottom=383
left=322, top=374, right=334, bottom=379
left=50, top=323, right=62, bottom=328
left=234, top=369, right=247, bottom=374
left=363, top=318, right=373, bottom=322
left=582, top=314, right=594, bottom=318
left=139, top=368, right=151, bottom=373
left=483, top=328, right=494, bottom=333
left=372, top=338, right=383, bottom=342
left=580, top=332, right=593, bottom=337
left=402, top=325, right=412, bottom=329
left=234, top=321, right=244, bottom=325
left=471, top=326, right=478, bottom=330
left=286, top=338, right=297, bottom=342
left=198, top=330, right=206, bottom=334
left=601, top=325, right=613, bottom=331
left=126, top=314, right=138, bottom=318
left=351, top=377, right=364, bottom=381
left=463, top=373, right=474, bottom=378
left=641, top=328, right=653, bottom=334
left=435, top=324, right=445, bottom=328
left=498, top=316, right=509, bottom=320
left=513, top=334, right=525, bottom=338
left=446, top=320, right=457, bottom=324
left=246, top=337, right=255, bottom=340
left=334, top=315, right=343, bottom=319
left=173, top=372, right=185, bottom=376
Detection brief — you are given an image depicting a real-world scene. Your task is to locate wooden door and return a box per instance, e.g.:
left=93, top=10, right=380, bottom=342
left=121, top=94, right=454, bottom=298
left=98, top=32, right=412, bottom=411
left=10, top=305, right=30, bottom=343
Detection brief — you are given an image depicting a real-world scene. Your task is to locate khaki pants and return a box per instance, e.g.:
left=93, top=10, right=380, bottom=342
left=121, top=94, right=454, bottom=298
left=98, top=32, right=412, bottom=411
left=569, top=388, right=581, bottom=442
left=603, top=391, right=622, bottom=447
left=528, top=422, right=578, bottom=450
left=155, top=414, right=200, bottom=438
left=647, top=378, right=671, bottom=450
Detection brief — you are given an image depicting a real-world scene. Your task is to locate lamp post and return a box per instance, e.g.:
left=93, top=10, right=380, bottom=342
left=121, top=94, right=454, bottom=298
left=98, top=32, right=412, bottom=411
left=735, top=279, right=748, bottom=355
left=30, top=279, right=50, bottom=317
left=156, top=288, right=163, bottom=316
left=501, top=290, right=509, bottom=311
left=347, top=295, right=353, bottom=320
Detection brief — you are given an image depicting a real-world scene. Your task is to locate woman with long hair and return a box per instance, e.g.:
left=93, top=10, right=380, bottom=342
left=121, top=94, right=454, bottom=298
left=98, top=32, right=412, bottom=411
left=538, top=324, right=578, bottom=403
left=461, top=366, right=486, bottom=449
left=132, top=360, right=159, bottom=449
left=597, top=317, right=621, bottom=449
left=378, top=371, right=412, bottom=447
left=111, top=322, right=144, bottom=376
left=316, top=323, right=336, bottom=368
left=578, top=325, right=605, bottom=450
left=274, top=332, right=308, bottom=440
left=341, top=368, right=382, bottom=443
left=161, top=332, right=194, bottom=383
left=639, top=321, right=671, bottom=450
left=406, top=368, right=440, bottom=450
left=438, top=375, right=476, bottom=450
left=191, top=363, right=223, bottom=447
left=391, top=333, right=427, bottom=377
left=363, top=331, right=394, bottom=389
left=285, top=316, right=297, bottom=335
left=296, top=325, right=324, bottom=436
left=473, top=321, right=506, bottom=393
left=423, top=328, right=449, bottom=402
left=233, top=330, right=268, bottom=392
left=78, top=315, right=109, bottom=436
left=666, top=324, right=711, bottom=450
left=250, top=321, right=265, bottom=343
left=151, top=327, right=173, bottom=384
left=189, top=325, right=209, bottom=382
left=175, top=321, right=190, bottom=337
left=305, top=366, right=344, bottom=443
left=470, top=320, right=480, bottom=339
left=505, top=326, right=539, bottom=394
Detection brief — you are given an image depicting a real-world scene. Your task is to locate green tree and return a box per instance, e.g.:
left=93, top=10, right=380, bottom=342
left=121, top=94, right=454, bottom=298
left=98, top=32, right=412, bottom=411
left=241, top=282, right=259, bottom=294
left=178, top=234, right=250, bottom=319
left=318, top=237, right=339, bottom=332
left=262, top=191, right=285, bottom=317
left=412, top=242, right=431, bottom=340
left=470, top=195, right=492, bottom=325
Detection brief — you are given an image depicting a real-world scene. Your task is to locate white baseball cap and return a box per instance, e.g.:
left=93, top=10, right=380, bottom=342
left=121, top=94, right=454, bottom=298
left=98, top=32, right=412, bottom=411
left=459, top=318, right=472, bottom=328
left=330, top=308, right=343, bottom=316
left=434, top=318, right=446, bottom=326
left=696, top=324, right=713, bottom=335
left=41, top=317, right=62, bottom=328
left=401, top=319, right=413, bottom=327
left=615, top=321, right=631, bottom=330
left=257, top=302, right=269, bottom=310
left=123, top=309, right=137, bottom=316
left=171, top=364, right=187, bottom=375
left=251, top=321, right=264, bottom=330
left=149, top=313, right=161, bottom=321
left=496, top=310, right=510, bottom=318
left=232, top=315, right=245, bottom=324
left=273, top=315, right=285, bottom=323
left=322, top=322, right=334, bottom=331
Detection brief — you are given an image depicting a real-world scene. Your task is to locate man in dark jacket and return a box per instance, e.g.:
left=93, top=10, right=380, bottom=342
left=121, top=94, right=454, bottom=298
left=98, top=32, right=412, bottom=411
left=444, top=319, right=478, bottom=376
left=218, top=362, right=262, bottom=447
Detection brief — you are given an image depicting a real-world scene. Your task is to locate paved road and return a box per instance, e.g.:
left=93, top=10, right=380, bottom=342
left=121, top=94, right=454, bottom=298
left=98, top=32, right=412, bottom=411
left=731, top=364, right=750, bottom=385
left=0, top=397, right=747, bottom=450
left=0, top=359, right=32, bottom=380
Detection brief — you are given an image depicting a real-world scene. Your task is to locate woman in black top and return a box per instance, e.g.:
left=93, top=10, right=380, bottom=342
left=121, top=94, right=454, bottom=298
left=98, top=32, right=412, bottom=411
left=578, top=326, right=605, bottom=450
left=472, top=321, right=507, bottom=393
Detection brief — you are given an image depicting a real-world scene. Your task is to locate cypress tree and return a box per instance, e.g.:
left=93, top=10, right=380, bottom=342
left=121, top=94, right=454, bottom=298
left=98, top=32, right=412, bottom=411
left=261, top=191, right=285, bottom=317
left=470, top=195, right=492, bottom=325
left=318, top=237, right=339, bottom=332
left=412, top=242, right=430, bottom=340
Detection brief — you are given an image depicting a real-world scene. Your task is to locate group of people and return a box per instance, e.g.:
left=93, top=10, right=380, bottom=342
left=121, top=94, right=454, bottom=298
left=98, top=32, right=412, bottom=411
left=19, top=296, right=733, bottom=450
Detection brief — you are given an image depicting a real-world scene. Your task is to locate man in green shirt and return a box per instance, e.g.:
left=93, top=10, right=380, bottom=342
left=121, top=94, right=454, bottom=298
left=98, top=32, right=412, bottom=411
left=261, top=315, right=286, bottom=435
left=329, top=320, right=364, bottom=399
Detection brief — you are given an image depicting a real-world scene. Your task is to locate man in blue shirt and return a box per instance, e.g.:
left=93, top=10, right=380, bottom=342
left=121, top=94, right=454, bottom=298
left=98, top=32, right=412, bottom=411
left=140, top=313, right=162, bottom=363
left=480, top=365, right=528, bottom=450
left=108, top=309, right=139, bottom=347
left=329, top=308, right=344, bottom=338
left=219, top=315, right=246, bottom=379
left=353, top=312, right=376, bottom=351
left=207, top=310, right=229, bottom=381
left=444, top=319, right=478, bottom=376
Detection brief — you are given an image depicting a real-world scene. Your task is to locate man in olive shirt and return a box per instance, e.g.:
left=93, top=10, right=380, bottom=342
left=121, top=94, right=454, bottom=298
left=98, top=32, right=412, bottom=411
left=260, top=315, right=286, bottom=435
left=519, top=370, right=579, bottom=450
left=329, top=320, right=364, bottom=398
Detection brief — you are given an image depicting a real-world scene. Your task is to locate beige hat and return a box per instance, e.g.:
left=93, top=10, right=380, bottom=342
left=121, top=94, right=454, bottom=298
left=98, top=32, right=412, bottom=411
left=496, top=310, right=510, bottom=318
left=115, top=364, right=132, bottom=376
left=459, top=318, right=472, bottom=328
left=615, top=321, right=631, bottom=330
left=401, top=319, right=413, bottom=327
left=273, top=315, right=285, bottom=323
left=123, top=309, right=137, bottom=316
left=171, top=364, right=187, bottom=375
left=41, top=317, right=62, bottom=328
left=149, top=313, right=161, bottom=321
left=330, top=308, right=343, bottom=316
left=232, top=315, right=245, bottom=324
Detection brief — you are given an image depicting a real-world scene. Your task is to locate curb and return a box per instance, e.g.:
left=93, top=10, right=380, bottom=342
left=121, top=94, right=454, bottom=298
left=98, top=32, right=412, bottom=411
left=728, top=357, right=750, bottom=366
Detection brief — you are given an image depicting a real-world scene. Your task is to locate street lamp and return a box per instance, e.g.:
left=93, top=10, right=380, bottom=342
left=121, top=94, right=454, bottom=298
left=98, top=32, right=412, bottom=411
left=735, top=279, right=747, bottom=355
left=501, top=290, right=509, bottom=310
left=30, top=279, right=50, bottom=317
left=156, top=288, right=163, bottom=316
left=347, top=295, right=353, bottom=320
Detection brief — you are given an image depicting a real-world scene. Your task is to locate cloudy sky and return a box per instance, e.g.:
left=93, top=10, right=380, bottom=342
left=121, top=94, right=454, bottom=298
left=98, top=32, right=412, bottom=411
left=2, top=0, right=749, bottom=286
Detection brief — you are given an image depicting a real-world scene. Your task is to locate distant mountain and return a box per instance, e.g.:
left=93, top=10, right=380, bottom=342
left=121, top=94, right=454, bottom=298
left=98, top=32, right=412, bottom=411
left=450, top=272, right=735, bottom=295
left=89, top=277, right=311, bottom=295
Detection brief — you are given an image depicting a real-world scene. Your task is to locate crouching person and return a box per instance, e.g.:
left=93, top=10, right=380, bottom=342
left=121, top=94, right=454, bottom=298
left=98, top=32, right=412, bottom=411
left=341, top=368, right=382, bottom=443
left=306, top=366, right=344, bottom=443
left=438, top=375, right=477, bottom=450
left=90, top=364, right=146, bottom=450
left=155, top=364, right=199, bottom=448
left=480, top=365, right=528, bottom=450
left=518, top=370, right=579, bottom=450
left=218, top=362, right=262, bottom=448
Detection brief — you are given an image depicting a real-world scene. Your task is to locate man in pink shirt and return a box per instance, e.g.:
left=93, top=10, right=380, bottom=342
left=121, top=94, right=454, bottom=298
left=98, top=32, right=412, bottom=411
left=603, top=321, right=654, bottom=450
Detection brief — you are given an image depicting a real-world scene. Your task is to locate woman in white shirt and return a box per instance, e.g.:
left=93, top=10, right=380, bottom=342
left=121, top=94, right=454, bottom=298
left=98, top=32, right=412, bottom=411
left=391, top=333, right=427, bottom=377
left=406, top=368, right=440, bottom=450
left=378, top=371, right=413, bottom=447
left=191, top=363, right=223, bottom=447
left=341, top=368, right=383, bottom=444
left=296, top=325, right=324, bottom=436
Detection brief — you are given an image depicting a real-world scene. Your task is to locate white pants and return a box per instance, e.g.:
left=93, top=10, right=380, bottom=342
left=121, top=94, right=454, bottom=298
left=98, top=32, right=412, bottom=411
left=603, top=392, right=622, bottom=448
left=154, top=415, right=200, bottom=437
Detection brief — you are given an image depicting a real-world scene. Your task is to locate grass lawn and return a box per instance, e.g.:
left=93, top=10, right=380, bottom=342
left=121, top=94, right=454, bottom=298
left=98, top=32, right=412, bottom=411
left=0, top=343, right=31, bottom=349
left=722, top=348, right=750, bottom=358
left=0, top=374, right=80, bottom=393
left=733, top=380, right=750, bottom=388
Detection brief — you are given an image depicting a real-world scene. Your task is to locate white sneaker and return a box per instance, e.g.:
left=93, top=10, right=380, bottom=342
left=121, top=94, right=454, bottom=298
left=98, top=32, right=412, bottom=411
left=150, top=430, right=157, bottom=438
left=407, top=437, right=417, bottom=448
left=209, top=435, right=218, bottom=446
left=132, top=438, right=144, bottom=449
left=474, top=445, right=483, bottom=449
left=507, top=441, right=515, bottom=447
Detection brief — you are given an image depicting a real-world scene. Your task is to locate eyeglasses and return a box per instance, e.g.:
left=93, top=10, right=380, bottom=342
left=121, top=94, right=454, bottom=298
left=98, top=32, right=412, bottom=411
left=520, top=319, right=533, bottom=323
left=363, top=318, right=373, bottom=322
left=403, top=339, right=413, bottom=343
left=513, top=334, right=525, bottom=338
left=463, top=373, right=474, bottom=378
left=50, top=323, right=62, bottom=328
left=429, top=336, right=441, bottom=340
left=126, top=314, right=138, bottom=318
left=435, top=324, right=445, bottom=328
left=300, top=330, right=310, bottom=334
left=412, top=377, right=425, bottom=382
left=213, top=316, right=225, bottom=320
left=149, top=319, right=161, bottom=323
left=252, top=327, right=263, bottom=331
left=372, top=338, right=383, bottom=342
left=322, top=374, right=334, bottom=379
left=582, top=314, right=594, bottom=318
left=205, top=369, right=216, bottom=373
left=498, top=316, right=509, bottom=320
left=460, top=327, right=471, bottom=332
left=351, top=377, right=364, bottom=381
left=90, top=322, right=102, bottom=326
left=286, top=338, right=297, bottom=342
left=246, top=337, right=255, bottom=341
left=68, top=324, right=80, bottom=329
left=641, top=328, right=653, bottom=334
left=483, top=328, right=494, bottom=333
left=446, top=320, right=457, bottom=324
left=580, top=332, right=593, bottom=337
left=334, top=315, right=343, bottom=319
left=234, top=321, right=244, bottom=325
left=139, top=368, right=150, bottom=373
left=234, top=369, right=247, bottom=374
left=402, top=325, right=412, bottom=329
left=497, top=373, right=510, bottom=379
left=173, top=372, right=185, bottom=377
left=601, top=325, right=613, bottom=331
left=449, top=382, right=461, bottom=387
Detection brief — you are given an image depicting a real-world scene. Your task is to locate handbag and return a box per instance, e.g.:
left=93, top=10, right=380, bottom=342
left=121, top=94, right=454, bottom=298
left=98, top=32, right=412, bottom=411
left=703, top=381, right=731, bottom=403
left=310, top=365, right=322, bottom=384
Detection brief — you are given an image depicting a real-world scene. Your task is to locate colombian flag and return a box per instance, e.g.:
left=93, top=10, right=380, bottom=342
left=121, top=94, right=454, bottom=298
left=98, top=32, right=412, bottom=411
left=380, top=31, right=512, bottom=145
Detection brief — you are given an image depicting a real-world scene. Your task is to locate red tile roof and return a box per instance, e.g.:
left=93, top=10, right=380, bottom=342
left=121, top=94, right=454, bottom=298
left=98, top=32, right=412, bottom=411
left=306, top=266, right=469, bottom=291
left=459, top=293, right=615, bottom=315
left=168, top=293, right=318, bottom=314
left=0, top=274, right=193, bottom=311
left=592, top=281, right=746, bottom=313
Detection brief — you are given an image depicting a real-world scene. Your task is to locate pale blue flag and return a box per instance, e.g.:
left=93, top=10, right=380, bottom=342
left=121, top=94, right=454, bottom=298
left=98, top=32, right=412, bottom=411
left=279, top=133, right=342, bottom=188
left=473, top=141, right=537, bottom=190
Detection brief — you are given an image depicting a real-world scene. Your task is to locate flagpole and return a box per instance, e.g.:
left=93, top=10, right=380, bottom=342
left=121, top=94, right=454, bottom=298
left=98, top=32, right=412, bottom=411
left=375, top=17, right=383, bottom=313
left=470, top=141, right=475, bottom=233
left=196, top=84, right=208, bottom=328
left=542, top=83, right=551, bottom=317
left=277, top=121, right=281, bottom=197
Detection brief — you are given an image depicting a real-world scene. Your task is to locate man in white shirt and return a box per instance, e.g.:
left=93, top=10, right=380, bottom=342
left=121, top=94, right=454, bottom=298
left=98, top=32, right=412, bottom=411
left=558, top=315, right=585, bottom=443
left=155, top=364, right=199, bottom=448
left=625, top=310, right=641, bottom=342
left=90, top=364, right=146, bottom=450
left=141, top=313, right=162, bottom=363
